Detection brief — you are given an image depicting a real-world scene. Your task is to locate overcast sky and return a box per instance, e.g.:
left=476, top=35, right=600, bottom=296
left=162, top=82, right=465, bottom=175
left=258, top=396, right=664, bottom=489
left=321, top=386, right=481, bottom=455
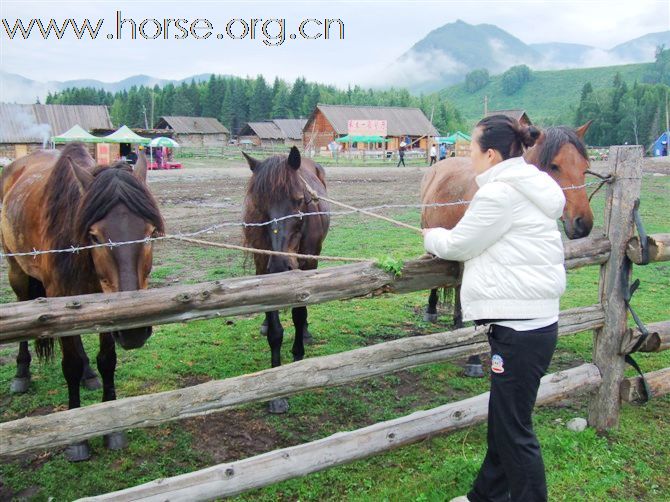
left=1, top=0, right=669, bottom=87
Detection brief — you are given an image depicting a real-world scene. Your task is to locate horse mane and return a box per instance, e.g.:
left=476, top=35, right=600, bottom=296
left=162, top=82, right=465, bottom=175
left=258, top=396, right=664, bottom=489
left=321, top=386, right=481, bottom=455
left=246, top=155, right=304, bottom=205
left=45, top=143, right=97, bottom=294
left=44, top=143, right=164, bottom=294
left=537, top=126, right=588, bottom=171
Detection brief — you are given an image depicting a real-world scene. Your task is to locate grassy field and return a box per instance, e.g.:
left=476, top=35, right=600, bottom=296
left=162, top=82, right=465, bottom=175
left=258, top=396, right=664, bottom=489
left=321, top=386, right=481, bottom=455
left=440, top=62, right=650, bottom=125
left=0, top=170, right=668, bottom=501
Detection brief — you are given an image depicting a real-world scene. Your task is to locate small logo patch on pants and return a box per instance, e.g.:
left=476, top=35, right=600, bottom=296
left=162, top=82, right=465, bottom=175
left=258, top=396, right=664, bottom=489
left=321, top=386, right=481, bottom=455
left=491, top=354, right=504, bottom=374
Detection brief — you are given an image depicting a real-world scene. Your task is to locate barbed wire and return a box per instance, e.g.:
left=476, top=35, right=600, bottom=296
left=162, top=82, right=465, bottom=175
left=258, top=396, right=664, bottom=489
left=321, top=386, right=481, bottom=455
left=0, top=181, right=604, bottom=259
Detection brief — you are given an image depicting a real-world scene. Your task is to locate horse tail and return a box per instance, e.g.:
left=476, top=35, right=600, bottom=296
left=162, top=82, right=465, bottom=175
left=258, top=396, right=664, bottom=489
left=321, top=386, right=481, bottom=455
left=35, top=338, right=55, bottom=361
left=440, top=287, right=454, bottom=309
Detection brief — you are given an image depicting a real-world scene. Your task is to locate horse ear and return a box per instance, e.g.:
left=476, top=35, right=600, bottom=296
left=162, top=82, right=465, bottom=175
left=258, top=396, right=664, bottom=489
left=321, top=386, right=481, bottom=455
left=242, top=151, right=259, bottom=171
left=287, top=146, right=301, bottom=170
left=68, top=156, right=93, bottom=194
left=575, top=120, right=593, bottom=140
left=134, top=150, right=148, bottom=182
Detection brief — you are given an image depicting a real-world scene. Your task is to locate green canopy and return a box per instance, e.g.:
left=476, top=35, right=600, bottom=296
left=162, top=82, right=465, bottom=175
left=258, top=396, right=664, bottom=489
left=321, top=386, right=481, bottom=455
left=149, top=136, right=180, bottom=148
left=336, top=135, right=389, bottom=143
left=437, top=131, right=471, bottom=144
left=102, top=125, right=151, bottom=145
left=51, top=124, right=102, bottom=144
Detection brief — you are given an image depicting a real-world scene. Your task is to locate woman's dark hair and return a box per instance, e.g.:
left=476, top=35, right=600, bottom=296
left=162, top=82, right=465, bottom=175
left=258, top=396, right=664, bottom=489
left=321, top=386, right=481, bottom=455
left=475, top=114, right=541, bottom=160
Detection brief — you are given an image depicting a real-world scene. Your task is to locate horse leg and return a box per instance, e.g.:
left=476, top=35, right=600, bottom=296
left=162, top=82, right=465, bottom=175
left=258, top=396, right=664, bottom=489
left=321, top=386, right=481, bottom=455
left=76, top=337, right=101, bottom=391
left=10, top=342, right=32, bottom=394
left=456, top=286, right=484, bottom=378
left=97, top=333, right=128, bottom=450
left=291, top=306, right=307, bottom=362
left=424, top=288, right=440, bottom=323
left=265, top=310, right=288, bottom=414
left=61, top=336, right=91, bottom=461
left=7, top=267, right=38, bottom=393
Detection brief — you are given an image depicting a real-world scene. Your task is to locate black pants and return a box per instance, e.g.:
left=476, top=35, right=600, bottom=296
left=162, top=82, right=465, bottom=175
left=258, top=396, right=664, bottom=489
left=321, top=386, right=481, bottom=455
left=467, top=322, right=558, bottom=502
left=397, top=156, right=405, bottom=167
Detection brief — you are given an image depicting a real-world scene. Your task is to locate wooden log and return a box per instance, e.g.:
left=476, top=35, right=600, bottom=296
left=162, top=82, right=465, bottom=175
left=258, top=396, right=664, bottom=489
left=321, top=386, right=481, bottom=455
left=0, top=305, right=603, bottom=458
left=620, top=367, right=670, bottom=402
left=564, top=233, right=610, bottom=269
left=0, top=259, right=459, bottom=344
left=588, top=145, right=644, bottom=431
left=0, top=235, right=608, bottom=344
left=79, top=364, right=602, bottom=502
left=619, top=320, right=670, bottom=354
left=627, top=233, right=670, bottom=264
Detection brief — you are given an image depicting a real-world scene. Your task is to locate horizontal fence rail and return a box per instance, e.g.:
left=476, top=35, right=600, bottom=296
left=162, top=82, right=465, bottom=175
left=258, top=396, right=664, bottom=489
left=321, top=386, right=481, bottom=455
left=78, top=364, right=602, bottom=502
left=627, top=233, right=670, bottom=264
left=620, top=320, right=670, bottom=354
left=0, top=235, right=610, bottom=344
left=0, top=305, right=604, bottom=458
left=620, top=367, right=670, bottom=402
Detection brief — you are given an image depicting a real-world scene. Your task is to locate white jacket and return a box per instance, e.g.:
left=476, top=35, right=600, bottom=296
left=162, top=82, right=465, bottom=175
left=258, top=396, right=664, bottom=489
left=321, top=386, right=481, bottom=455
left=423, top=156, right=566, bottom=322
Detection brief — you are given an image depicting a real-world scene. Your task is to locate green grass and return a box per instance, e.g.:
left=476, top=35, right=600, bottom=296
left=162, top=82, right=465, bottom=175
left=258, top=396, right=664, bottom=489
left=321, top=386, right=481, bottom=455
left=0, top=176, right=668, bottom=501
left=440, top=63, right=650, bottom=125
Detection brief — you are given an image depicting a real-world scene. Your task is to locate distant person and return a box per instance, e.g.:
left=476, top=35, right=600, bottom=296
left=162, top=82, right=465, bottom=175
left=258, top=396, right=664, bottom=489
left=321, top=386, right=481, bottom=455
left=439, top=143, right=447, bottom=161
left=429, top=144, right=437, bottom=165
left=155, top=146, right=163, bottom=169
left=397, top=144, right=406, bottom=167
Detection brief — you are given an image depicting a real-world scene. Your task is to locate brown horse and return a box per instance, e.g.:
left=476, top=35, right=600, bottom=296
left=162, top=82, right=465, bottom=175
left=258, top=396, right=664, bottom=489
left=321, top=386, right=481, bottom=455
left=242, top=146, right=330, bottom=413
left=420, top=122, right=593, bottom=376
left=1, top=143, right=164, bottom=460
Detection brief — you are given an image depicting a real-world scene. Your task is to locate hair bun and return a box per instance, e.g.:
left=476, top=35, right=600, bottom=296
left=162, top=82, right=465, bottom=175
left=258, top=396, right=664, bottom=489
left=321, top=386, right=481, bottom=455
left=519, top=125, right=541, bottom=148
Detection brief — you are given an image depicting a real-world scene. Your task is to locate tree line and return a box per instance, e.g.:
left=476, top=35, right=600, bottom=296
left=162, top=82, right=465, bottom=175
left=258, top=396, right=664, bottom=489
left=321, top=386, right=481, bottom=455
left=46, top=75, right=467, bottom=136
left=576, top=48, right=670, bottom=148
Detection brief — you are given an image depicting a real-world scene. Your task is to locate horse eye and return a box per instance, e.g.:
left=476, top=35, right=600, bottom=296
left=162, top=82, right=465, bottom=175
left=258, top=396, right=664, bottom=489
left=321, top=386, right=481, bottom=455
left=550, top=164, right=560, bottom=172
left=89, top=233, right=102, bottom=244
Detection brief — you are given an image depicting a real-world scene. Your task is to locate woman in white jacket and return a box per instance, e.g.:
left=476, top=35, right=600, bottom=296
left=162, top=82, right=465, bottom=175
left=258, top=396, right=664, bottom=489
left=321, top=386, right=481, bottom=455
left=423, top=114, right=566, bottom=502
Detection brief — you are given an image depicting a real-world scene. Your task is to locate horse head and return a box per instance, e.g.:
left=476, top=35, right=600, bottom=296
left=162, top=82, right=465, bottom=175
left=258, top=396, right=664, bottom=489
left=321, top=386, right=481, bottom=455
left=242, top=146, right=316, bottom=274
left=68, top=149, right=165, bottom=349
left=525, top=121, right=594, bottom=239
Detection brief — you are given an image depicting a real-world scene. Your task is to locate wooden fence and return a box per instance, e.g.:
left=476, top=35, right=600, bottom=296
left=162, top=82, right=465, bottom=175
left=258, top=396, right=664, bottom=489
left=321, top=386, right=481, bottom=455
left=0, top=145, right=668, bottom=501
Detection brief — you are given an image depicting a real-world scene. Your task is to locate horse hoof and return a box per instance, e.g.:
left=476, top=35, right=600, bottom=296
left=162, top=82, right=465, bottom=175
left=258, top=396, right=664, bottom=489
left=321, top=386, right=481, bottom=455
left=65, top=441, right=91, bottom=462
left=303, top=330, right=315, bottom=345
left=260, top=324, right=269, bottom=336
left=104, top=431, right=129, bottom=450
left=423, top=312, right=439, bottom=323
left=268, top=398, right=289, bottom=414
left=464, top=363, right=485, bottom=378
left=81, top=376, right=102, bottom=391
left=10, top=377, right=30, bottom=394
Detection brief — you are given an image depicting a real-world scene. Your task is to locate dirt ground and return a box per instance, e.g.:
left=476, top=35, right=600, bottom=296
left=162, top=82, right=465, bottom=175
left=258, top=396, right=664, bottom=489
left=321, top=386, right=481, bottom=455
left=147, top=156, right=667, bottom=249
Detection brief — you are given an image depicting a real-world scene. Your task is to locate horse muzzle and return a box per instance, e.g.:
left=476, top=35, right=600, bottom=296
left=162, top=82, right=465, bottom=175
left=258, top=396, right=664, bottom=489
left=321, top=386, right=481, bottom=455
left=563, top=216, right=593, bottom=240
left=113, top=326, right=152, bottom=350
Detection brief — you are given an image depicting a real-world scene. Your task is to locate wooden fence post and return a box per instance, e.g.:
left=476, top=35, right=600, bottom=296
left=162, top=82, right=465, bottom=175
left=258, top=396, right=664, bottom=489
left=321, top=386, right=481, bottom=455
left=588, top=145, right=643, bottom=430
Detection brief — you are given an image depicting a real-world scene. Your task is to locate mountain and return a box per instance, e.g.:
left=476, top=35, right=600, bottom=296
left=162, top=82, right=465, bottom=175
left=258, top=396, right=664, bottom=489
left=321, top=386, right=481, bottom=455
left=0, top=72, right=214, bottom=104
left=439, top=62, right=650, bottom=125
left=610, top=31, right=670, bottom=60
left=388, top=20, right=669, bottom=92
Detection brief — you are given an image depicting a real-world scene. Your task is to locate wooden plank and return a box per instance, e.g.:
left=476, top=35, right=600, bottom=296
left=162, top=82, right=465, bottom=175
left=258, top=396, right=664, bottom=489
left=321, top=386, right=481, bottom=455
left=620, top=320, right=670, bottom=354
left=0, top=305, right=603, bottom=458
left=0, top=235, right=608, bottom=344
left=78, top=364, right=602, bottom=502
left=620, top=367, right=670, bottom=402
left=627, top=233, right=670, bottom=264
left=588, top=146, right=644, bottom=431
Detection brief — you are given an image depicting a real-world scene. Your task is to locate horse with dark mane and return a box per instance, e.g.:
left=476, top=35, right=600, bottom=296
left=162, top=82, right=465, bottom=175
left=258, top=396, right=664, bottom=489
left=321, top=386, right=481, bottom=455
left=420, top=121, right=594, bottom=376
left=1, top=143, right=164, bottom=460
left=242, top=146, right=330, bottom=413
